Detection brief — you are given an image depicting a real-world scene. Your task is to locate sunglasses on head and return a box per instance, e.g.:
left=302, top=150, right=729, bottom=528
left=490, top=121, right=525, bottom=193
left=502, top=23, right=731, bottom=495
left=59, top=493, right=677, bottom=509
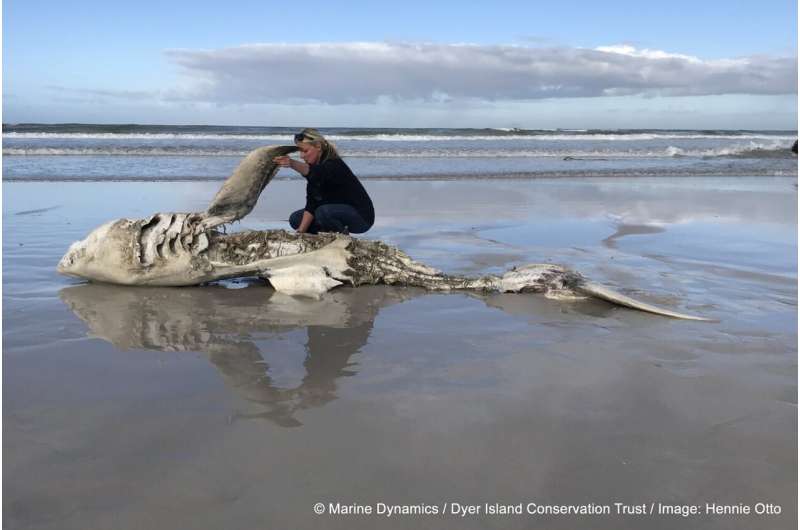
left=294, top=132, right=308, bottom=142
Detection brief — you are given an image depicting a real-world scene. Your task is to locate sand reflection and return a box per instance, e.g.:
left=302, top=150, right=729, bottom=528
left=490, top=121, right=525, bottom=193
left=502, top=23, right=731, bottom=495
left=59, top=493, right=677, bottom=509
left=59, top=279, right=646, bottom=429
left=59, top=283, right=414, bottom=427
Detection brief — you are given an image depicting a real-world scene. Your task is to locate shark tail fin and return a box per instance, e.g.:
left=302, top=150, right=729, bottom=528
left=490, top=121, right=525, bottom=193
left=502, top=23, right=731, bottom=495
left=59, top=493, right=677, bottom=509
left=578, top=281, right=715, bottom=322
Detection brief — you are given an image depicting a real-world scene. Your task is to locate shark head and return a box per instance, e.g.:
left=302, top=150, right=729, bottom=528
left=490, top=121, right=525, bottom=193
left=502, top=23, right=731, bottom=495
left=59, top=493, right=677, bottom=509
left=57, top=218, right=148, bottom=284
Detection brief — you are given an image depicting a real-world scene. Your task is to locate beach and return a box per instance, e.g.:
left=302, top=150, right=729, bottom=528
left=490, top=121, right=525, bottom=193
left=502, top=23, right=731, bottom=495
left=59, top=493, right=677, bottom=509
left=3, top=174, right=797, bottom=529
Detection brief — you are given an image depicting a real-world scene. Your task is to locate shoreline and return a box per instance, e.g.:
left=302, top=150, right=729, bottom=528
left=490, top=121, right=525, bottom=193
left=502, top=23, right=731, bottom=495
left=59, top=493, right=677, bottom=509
left=4, top=170, right=799, bottom=182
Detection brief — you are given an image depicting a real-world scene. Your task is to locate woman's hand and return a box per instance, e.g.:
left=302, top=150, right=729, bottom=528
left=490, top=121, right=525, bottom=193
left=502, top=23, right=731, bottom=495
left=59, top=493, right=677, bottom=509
left=297, top=210, right=314, bottom=233
left=274, top=156, right=310, bottom=176
left=273, top=156, right=292, bottom=168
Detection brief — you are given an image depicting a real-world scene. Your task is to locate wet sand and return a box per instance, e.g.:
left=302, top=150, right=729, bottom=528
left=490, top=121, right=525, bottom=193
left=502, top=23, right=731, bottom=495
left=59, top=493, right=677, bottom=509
left=3, top=177, right=797, bottom=529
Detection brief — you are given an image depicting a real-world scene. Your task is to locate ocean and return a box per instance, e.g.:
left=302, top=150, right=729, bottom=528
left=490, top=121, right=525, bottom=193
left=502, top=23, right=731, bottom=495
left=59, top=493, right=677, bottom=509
left=2, top=124, right=797, bottom=181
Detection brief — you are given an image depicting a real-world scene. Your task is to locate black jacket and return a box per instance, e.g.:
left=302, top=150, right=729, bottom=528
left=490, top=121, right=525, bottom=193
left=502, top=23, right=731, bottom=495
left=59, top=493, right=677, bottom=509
left=304, top=158, right=375, bottom=225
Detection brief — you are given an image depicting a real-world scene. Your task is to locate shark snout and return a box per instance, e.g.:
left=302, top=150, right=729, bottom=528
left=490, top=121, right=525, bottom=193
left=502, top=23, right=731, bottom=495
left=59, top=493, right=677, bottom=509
left=57, top=250, right=78, bottom=275
left=58, top=239, right=90, bottom=277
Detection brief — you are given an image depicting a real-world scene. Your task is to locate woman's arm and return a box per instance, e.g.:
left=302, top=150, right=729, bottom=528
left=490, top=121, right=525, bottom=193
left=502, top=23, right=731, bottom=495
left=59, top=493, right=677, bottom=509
left=273, top=156, right=309, bottom=176
left=296, top=210, right=315, bottom=233
left=274, top=156, right=328, bottom=232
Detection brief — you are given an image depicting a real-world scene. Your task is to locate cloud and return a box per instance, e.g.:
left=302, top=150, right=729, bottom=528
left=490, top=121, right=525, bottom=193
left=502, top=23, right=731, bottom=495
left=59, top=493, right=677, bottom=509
left=164, top=42, right=797, bottom=105
left=594, top=44, right=703, bottom=63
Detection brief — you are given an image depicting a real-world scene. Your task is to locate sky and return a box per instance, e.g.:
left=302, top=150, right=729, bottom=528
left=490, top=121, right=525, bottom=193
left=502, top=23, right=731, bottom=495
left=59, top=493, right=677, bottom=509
left=3, top=0, right=798, bottom=129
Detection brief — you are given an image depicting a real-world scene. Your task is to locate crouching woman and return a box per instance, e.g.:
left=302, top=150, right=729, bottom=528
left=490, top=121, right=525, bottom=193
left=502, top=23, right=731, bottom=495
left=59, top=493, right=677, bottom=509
left=273, top=128, right=374, bottom=234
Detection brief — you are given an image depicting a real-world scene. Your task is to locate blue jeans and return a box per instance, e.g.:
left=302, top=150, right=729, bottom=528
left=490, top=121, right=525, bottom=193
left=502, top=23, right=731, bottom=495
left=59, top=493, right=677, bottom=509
left=289, top=204, right=372, bottom=234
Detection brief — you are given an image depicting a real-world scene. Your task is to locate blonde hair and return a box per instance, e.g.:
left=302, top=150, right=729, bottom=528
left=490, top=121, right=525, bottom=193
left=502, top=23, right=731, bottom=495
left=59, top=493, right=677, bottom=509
left=295, top=128, right=340, bottom=163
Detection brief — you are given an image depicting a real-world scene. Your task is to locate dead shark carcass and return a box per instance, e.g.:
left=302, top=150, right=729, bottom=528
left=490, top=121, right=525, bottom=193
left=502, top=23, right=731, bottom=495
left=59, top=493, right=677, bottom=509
left=57, top=145, right=712, bottom=321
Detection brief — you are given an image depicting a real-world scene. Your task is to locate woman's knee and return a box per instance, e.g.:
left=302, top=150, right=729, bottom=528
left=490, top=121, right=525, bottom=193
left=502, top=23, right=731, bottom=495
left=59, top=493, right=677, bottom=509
left=347, top=222, right=371, bottom=234
left=314, top=204, right=370, bottom=234
left=289, top=209, right=305, bottom=229
left=313, top=205, right=339, bottom=229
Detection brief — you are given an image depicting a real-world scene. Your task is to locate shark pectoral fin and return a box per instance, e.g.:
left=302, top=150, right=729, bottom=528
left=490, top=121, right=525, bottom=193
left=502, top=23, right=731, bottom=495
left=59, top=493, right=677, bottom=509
left=578, top=281, right=716, bottom=322
left=264, top=264, right=343, bottom=298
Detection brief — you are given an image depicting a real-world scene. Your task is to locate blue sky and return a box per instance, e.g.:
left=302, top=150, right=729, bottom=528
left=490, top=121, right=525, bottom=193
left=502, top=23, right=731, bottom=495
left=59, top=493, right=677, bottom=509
left=3, top=0, right=797, bottom=128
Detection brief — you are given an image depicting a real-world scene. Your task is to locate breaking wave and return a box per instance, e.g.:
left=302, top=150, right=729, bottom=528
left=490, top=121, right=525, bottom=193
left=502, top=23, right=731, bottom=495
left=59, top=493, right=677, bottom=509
left=5, top=142, right=794, bottom=158
left=3, top=131, right=796, bottom=142
left=665, top=141, right=793, bottom=158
